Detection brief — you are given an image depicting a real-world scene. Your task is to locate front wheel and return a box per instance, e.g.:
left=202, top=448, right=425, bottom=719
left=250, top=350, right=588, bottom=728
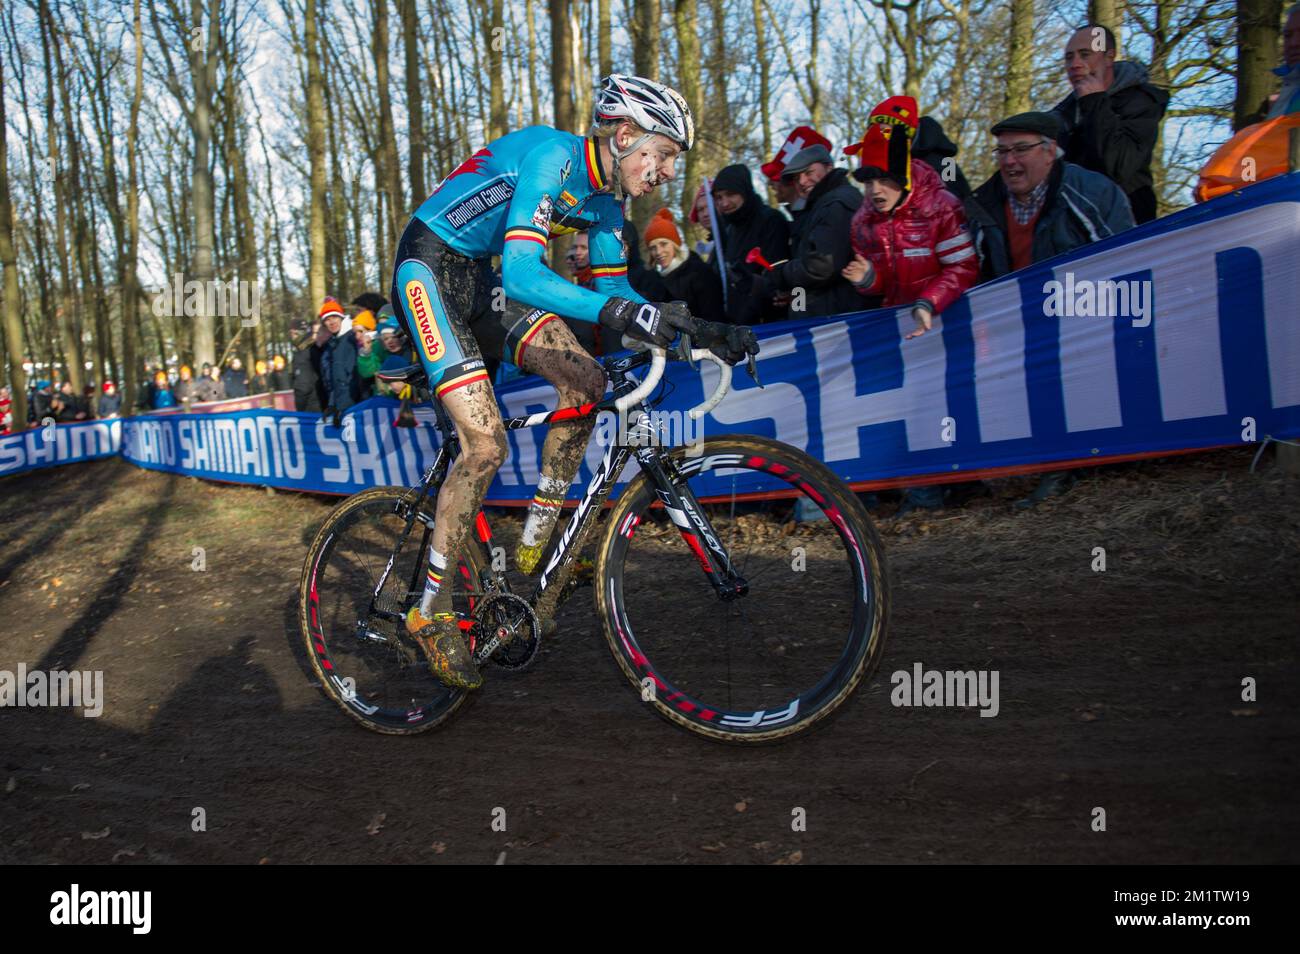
left=594, top=435, right=890, bottom=743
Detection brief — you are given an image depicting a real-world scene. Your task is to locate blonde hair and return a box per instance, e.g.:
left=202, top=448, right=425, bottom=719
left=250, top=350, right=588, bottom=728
left=590, top=119, right=647, bottom=143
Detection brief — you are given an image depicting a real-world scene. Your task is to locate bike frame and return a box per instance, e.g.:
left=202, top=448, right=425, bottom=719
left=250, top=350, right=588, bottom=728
left=377, top=351, right=749, bottom=631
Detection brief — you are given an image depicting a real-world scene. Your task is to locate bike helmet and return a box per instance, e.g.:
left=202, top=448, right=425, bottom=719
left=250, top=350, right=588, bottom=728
left=592, top=74, right=695, bottom=153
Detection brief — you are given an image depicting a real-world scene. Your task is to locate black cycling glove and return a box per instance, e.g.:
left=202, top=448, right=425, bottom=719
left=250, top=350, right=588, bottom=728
left=691, top=320, right=760, bottom=366
left=599, top=298, right=696, bottom=350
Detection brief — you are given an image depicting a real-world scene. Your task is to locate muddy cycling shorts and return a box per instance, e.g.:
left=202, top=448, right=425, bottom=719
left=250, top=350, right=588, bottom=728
left=391, top=219, right=566, bottom=400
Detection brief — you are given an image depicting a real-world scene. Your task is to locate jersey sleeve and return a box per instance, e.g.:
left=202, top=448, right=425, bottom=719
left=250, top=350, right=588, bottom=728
left=499, top=139, right=619, bottom=324
left=587, top=197, right=647, bottom=305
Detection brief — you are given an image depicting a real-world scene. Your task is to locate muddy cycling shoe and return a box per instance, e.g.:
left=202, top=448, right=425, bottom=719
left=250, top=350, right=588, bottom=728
left=515, top=542, right=545, bottom=576
left=405, top=607, right=482, bottom=690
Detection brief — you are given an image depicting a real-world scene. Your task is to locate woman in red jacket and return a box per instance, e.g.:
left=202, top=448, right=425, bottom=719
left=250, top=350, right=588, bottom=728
left=840, top=96, right=979, bottom=339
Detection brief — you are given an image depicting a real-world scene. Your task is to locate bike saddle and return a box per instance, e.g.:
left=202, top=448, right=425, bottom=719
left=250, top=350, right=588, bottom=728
left=375, top=363, right=429, bottom=389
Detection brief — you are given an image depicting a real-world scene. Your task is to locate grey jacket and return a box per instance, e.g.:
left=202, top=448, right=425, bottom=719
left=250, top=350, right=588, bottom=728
left=965, top=160, right=1135, bottom=280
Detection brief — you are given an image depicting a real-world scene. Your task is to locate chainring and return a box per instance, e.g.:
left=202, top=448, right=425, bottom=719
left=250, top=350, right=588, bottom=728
left=470, top=592, right=542, bottom=671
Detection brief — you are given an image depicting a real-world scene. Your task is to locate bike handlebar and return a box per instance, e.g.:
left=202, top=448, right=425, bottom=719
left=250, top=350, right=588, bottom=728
left=611, top=339, right=733, bottom=420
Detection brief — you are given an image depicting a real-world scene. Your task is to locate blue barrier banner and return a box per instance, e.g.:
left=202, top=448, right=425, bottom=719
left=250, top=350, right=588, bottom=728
left=9, top=173, right=1300, bottom=500
left=0, top=419, right=122, bottom=479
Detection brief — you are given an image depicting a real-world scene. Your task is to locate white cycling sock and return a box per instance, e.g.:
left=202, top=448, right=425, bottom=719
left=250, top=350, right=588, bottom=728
left=418, top=548, right=449, bottom=617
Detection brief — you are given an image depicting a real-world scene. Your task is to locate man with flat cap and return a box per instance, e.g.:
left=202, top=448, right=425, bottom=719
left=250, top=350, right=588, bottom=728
left=752, top=142, right=865, bottom=319
left=965, top=111, right=1134, bottom=282
left=965, top=111, right=1135, bottom=510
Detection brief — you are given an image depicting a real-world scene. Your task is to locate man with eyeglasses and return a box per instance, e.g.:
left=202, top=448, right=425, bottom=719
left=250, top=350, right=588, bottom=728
left=965, top=111, right=1135, bottom=510
left=964, top=111, right=1133, bottom=283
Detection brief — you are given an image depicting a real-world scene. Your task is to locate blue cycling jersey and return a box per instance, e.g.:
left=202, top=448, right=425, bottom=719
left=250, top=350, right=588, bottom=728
left=410, top=126, right=646, bottom=324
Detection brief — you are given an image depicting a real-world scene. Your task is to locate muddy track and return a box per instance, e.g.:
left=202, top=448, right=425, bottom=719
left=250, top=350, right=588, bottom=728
left=0, top=452, right=1296, bottom=864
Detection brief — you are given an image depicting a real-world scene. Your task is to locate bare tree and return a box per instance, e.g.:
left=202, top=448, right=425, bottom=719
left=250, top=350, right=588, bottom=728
left=1, top=36, right=28, bottom=428
left=1234, top=0, right=1284, bottom=128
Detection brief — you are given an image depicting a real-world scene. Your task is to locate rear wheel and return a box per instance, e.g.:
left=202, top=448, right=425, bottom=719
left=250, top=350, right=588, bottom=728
left=594, top=436, right=889, bottom=743
left=298, top=486, right=488, bottom=734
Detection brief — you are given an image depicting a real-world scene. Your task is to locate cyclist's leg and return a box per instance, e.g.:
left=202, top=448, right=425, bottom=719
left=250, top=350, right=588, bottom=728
left=391, top=227, right=504, bottom=685
left=502, top=308, right=605, bottom=574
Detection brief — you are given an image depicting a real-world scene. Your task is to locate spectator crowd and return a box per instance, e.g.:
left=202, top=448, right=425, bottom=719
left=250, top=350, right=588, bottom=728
left=9, top=16, right=1298, bottom=514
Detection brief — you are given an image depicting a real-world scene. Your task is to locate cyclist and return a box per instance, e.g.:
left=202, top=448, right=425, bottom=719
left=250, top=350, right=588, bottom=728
left=390, top=74, right=759, bottom=690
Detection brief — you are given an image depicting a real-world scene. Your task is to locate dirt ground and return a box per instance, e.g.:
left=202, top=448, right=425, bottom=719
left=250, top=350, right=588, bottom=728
left=1, top=449, right=1296, bottom=864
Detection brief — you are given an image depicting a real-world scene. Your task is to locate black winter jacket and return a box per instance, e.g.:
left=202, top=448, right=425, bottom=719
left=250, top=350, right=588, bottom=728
left=1051, top=60, right=1169, bottom=224
left=764, top=167, right=864, bottom=319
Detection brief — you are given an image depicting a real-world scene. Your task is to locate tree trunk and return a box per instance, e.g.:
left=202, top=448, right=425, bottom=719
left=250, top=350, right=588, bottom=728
left=400, top=0, right=426, bottom=200
left=753, top=0, right=771, bottom=177
left=486, top=0, right=507, bottom=140
left=186, top=0, right=219, bottom=369
left=0, top=46, right=28, bottom=430
left=598, top=0, right=612, bottom=77
left=122, top=0, right=143, bottom=415
left=39, top=0, right=84, bottom=390
left=305, top=0, right=329, bottom=308
left=1088, top=0, right=1122, bottom=51
left=528, top=0, right=542, bottom=125
left=675, top=0, right=702, bottom=223
left=1004, top=0, right=1035, bottom=117
left=1235, top=0, right=1284, bottom=129
left=632, top=0, right=660, bottom=82
left=374, top=0, right=404, bottom=270
left=551, top=0, right=576, bottom=132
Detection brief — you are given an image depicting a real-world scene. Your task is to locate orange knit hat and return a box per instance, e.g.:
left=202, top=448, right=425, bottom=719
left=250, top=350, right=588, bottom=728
left=319, top=296, right=345, bottom=320
left=353, top=310, right=377, bottom=331
left=643, top=208, right=682, bottom=247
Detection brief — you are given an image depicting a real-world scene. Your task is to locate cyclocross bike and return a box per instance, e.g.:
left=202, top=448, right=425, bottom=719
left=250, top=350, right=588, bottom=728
left=298, top=343, right=890, bottom=743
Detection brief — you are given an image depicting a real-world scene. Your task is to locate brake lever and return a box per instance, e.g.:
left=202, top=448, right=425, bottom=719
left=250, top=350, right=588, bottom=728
left=678, top=333, right=696, bottom=370
left=746, top=353, right=763, bottom=388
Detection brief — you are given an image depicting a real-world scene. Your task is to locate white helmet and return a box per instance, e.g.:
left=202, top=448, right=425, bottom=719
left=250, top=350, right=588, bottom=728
left=592, top=74, right=695, bottom=152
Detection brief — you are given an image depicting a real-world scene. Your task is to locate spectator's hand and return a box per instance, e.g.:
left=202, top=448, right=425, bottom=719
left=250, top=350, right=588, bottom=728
left=906, top=302, right=934, bottom=340
left=842, top=254, right=876, bottom=287
left=1071, top=72, right=1107, bottom=97
left=321, top=406, right=340, bottom=428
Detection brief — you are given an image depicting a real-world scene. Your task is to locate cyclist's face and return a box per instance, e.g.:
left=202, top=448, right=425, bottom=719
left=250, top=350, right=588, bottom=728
left=617, top=130, right=681, bottom=197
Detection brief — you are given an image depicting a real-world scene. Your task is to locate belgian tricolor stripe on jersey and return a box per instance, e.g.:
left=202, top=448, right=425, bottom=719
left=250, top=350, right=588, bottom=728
left=590, top=264, right=627, bottom=279
left=505, top=225, right=548, bottom=248
left=435, top=367, right=490, bottom=398
left=585, top=139, right=607, bottom=190
left=512, top=312, right=559, bottom=366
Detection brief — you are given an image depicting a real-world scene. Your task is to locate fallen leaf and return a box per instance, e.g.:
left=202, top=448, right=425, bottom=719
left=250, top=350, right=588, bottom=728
left=430, top=842, right=446, bottom=854
left=1080, top=711, right=1098, bottom=721
left=366, top=812, right=386, bottom=835
left=111, top=847, right=140, bottom=863
left=5, top=777, right=15, bottom=794
left=1230, top=708, right=1260, bottom=717
left=71, top=782, right=91, bottom=792
left=734, top=801, right=747, bottom=813
left=81, top=827, right=111, bottom=840
left=700, top=842, right=726, bottom=853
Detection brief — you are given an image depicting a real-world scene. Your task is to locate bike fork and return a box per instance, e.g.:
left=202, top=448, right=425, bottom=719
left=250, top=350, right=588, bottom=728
left=638, top=450, right=749, bottom=601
